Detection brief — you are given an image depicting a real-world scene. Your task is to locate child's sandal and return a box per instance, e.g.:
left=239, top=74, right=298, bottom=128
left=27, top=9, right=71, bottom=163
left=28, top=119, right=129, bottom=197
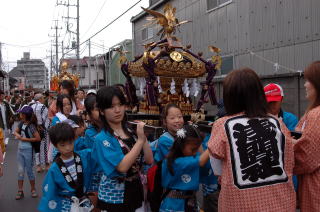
left=15, top=190, right=24, bottom=200
left=31, top=190, right=38, bottom=198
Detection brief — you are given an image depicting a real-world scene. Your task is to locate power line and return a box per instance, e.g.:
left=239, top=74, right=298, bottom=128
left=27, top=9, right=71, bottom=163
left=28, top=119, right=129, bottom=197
left=91, top=42, right=106, bottom=49
left=86, top=0, right=142, bottom=42
left=81, top=0, right=108, bottom=40
left=3, top=41, right=51, bottom=48
left=79, top=44, right=88, bottom=56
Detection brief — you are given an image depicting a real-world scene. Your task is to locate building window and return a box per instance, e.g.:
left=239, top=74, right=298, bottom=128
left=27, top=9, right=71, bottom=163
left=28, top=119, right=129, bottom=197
left=220, top=55, right=234, bottom=75
left=207, top=0, right=232, bottom=11
left=142, top=27, right=154, bottom=41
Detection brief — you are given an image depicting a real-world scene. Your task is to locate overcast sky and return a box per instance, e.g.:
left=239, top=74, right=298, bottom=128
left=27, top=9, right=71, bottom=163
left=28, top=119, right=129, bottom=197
left=0, top=0, right=149, bottom=71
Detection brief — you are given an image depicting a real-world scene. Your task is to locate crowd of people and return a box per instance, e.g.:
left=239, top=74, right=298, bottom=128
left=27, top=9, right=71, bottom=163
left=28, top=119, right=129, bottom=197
left=0, top=61, right=319, bottom=212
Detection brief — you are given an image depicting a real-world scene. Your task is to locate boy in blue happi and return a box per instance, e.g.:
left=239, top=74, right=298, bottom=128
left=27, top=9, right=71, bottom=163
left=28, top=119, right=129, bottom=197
left=94, top=86, right=153, bottom=212
left=160, top=125, right=210, bottom=212
left=38, top=123, right=93, bottom=212
left=154, top=104, right=184, bottom=162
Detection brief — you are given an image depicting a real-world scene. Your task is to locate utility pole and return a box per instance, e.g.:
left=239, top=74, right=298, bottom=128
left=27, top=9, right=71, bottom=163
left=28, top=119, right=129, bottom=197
left=50, top=20, right=62, bottom=74
left=0, top=42, right=2, bottom=70
left=76, top=0, right=80, bottom=77
left=47, top=44, right=53, bottom=90
left=88, top=39, right=91, bottom=89
left=58, top=0, right=80, bottom=75
left=61, top=41, right=64, bottom=59
left=50, top=44, right=53, bottom=77
left=0, top=42, right=4, bottom=92
left=96, top=56, right=98, bottom=90
left=44, top=64, right=47, bottom=90
left=55, top=22, right=59, bottom=73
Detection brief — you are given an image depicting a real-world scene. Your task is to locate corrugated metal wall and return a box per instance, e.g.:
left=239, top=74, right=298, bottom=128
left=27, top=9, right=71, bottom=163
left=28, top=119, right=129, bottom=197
left=108, top=41, right=133, bottom=86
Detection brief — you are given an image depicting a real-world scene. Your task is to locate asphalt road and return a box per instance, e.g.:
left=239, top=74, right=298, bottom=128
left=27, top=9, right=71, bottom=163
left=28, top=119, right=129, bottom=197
left=0, top=135, right=46, bottom=212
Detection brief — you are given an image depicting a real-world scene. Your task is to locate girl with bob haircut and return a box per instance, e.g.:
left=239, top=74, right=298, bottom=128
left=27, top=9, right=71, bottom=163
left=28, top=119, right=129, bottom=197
left=49, top=94, right=73, bottom=161
left=48, top=80, right=84, bottom=120
left=153, top=103, right=184, bottom=162
left=294, top=61, right=320, bottom=211
left=93, top=86, right=153, bottom=212
left=208, top=68, right=296, bottom=211
left=84, top=95, right=101, bottom=149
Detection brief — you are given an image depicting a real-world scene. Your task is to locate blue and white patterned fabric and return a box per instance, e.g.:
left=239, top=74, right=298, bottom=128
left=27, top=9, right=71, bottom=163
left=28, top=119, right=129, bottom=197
left=88, top=172, right=103, bottom=192
left=98, top=175, right=125, bottom=204
left=160, top=155, right=200, bottom=212
left=60, top=197, right=92, bottom=212
left=154, top=132, right=174, bottom=162
left=200, top=134, right=218, bottom=196
left=93, top=129, right=127, bottom=203
left=38, top=149, right=92, bottom=212
left=61, top=199, right=72, bottom=212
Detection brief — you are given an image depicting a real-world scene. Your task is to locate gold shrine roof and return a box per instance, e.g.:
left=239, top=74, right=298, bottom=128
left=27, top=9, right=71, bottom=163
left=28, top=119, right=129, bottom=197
left=128, top=50, right=206, bottom=78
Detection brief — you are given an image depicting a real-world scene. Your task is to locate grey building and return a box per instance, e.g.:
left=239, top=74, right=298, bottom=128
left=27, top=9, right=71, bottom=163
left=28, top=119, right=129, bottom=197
left=60, top=56, right=106, bottom=90
left=9, top=52, right=48, bottom=90
left=131, top=0, right=320, bottom=117
left=0, top=69, right=8, bottom=92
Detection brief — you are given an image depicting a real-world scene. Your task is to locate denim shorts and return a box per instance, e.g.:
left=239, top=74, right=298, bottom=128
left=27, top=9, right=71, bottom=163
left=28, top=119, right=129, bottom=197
left=17, top=147, right=35, bottom=180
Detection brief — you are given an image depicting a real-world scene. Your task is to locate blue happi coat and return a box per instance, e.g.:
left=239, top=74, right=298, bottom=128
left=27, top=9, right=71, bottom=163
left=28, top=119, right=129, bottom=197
left=160, top=155, right=200, bottom=212
left=154, top=132, right=174, bottom=162
left=84, top=125, right=98, bottom=149
left=85, top=125, right=103, bottom=192
left=93, top=129, right=128, bottom=204
left=38, top=149, right=92, bottom=212
left=200, top=134, right=219, bottom=196
left=74, top=136, right=88, bottom=152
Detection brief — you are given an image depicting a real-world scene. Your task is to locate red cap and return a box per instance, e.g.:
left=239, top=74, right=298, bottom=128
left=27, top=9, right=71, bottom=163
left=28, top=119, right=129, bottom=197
left=264, top=83, right=284, bottom=102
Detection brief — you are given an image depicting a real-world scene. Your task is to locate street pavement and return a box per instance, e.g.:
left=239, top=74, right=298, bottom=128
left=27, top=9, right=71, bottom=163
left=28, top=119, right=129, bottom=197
left=0, top=135, right=46, bottom=212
